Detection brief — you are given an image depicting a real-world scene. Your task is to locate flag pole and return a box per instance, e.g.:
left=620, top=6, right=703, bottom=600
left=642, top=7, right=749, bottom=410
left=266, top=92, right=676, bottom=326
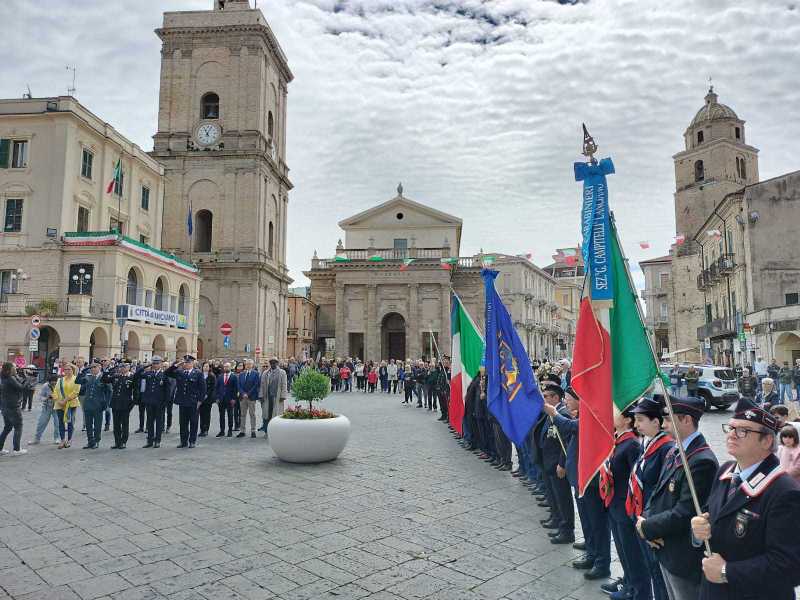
left=608, top=211, right=712, bottom=555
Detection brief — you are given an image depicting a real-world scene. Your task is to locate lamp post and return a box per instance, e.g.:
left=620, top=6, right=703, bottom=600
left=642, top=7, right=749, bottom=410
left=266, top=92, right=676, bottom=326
left=71, top=268, right=92, bottom=294
left=10, top=268, right=29, bottom=293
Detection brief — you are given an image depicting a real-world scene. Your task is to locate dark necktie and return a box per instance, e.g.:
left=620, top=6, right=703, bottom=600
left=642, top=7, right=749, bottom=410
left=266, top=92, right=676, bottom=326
left=727, top=473, right=741, bottom=500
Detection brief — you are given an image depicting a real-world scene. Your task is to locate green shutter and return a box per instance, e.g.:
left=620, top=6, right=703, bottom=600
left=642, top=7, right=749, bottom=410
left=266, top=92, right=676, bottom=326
left=0, top=139, right=9, bottom=168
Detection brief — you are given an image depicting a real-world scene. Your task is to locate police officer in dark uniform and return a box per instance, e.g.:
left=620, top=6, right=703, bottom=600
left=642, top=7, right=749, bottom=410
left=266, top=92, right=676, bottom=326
left=166, top=355, right=205, bottom=448
left=135, top=356, right=167, bottom=448
left=636, top=396, right=718, bottom=600
left=103, top=361, right=136, bottom=449
left=691, top=398, right=800, bottom=600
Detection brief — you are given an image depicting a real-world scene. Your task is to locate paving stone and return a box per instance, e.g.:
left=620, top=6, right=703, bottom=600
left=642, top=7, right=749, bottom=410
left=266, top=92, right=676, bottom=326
left=69, top=574, right=131, bottom=600
left=37, top=563, right=94, bottom=586
left=119, top=561, right=185, bottom=586
left=86, top=556, right=141, bottom=577
left=0, top=564, right=48, bottom=597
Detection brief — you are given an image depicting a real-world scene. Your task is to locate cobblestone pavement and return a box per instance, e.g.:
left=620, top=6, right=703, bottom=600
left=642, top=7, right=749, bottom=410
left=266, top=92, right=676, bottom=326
left=0, top=391, right=734, bottom=600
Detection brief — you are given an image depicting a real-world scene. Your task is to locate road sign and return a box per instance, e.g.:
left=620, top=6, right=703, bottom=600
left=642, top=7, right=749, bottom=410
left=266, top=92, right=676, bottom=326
left=30, top=315, right=41, bottom=327
left=255, top=346, right=262, bottom=356
left=14, top=356, right=26, bottom=368
left=219, top=322, right=233, bottom=336
left=29, top=340, right=38, bottom=352
left=29, top=327, right=41, bottom=340
left=223, top=335, right=231, bottom=349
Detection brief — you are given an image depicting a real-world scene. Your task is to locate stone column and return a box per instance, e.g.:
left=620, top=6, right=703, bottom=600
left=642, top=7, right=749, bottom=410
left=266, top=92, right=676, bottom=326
left=440, top=283, right=451, bottom=358
left=407, top=283, right=419, bottom=359
left=335, top=283, right=346, bottom=358
left=366, top=284, right=378, bottom=360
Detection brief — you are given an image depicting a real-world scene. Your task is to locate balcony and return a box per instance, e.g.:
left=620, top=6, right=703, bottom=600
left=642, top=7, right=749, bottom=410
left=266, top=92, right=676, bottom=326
left=0, top=295, right=113, bottom=319
left=697, top=272, right=711, bottom=291
left=310, top=246, right=482, bottom=271
left=717, top=253, right=736, bottom=275
left=707, top=262, right=720, bottom=283
left=697, top=314, right=737, bottom=340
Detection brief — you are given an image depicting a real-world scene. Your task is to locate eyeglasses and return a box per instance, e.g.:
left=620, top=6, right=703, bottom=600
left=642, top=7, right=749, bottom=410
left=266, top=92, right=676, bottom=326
left=722, top=423, right=767, bottom=438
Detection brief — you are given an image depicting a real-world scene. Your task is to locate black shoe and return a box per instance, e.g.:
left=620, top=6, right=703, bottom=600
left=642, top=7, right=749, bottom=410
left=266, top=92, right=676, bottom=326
left=188, top=442, right=195, bottom=448
left=257, top=425, right=266, bottom=432
left=489, top=460, right=500, bottom=467
left=251, top=432, right=256, bottom=438
left=547, top=531, right=560, bottom=538
left=573, top=541, right=587, bottom=551
left=537, top=501, right=550, bottom=508
left=82, top=444, right=93, bottom=449
left=236, top=432, right=246, bottom=438
left=165, top=428, right=171, bottom=433
left=234, top=426, right=240, bottom=431
left=550, top=534, right=575, bottom=545
left=584, top=566, right=611, bottom=580
left=572, top=558, right=594, bottom=570
left=134, top=428, right=144, bottom=433
left=416, top=404, right=423, bottom=408
left=153, top=442, right=160, bottom=448
left=177, top=443, right=187, bottom=448
left=110, top=445, right=119, bottom=450
left=198, top=432, right=207, bottom=437
left=497, top=464, right=512, bottom=471
left=104, top=425, right=110, bottom=431
left=601, top=579, right=625, bottom=595
left=539, top=517, right=554, bottom=525
left=216, top=431, right=225, bottom=437
left=542, top=521, right=560, bottom=530
left=143, top=443, right=154, bottom=448
left=227, top=431, right=232, bottom=437
left=120, top=444, right=126, bottom=449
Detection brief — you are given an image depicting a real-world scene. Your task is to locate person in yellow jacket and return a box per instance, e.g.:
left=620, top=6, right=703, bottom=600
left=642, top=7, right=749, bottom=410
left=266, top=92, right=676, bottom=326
left=52, top=363, right=81, bottom=448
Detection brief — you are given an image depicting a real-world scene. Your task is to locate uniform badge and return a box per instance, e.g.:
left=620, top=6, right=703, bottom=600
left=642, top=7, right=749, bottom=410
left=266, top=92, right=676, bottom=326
left=734, top=512, right=748, bottom=538
left=668, top=479, right=676, bottom=493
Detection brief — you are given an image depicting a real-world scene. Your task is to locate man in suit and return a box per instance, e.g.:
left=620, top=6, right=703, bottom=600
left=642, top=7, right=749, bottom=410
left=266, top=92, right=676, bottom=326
left=76, top=362, right=109, bottom=449
left=260, top=357, right=287, bottom=436
left=215, top=362, right=238, bottom=437
left=103, top=362, right=135, bottom=449
left=636, top=397, right=718, bottom=600
left=165, top=355, right=205, bottom=448
left=238, top=359, right=260, bottom=439
left=136, top=356, right=167, bottom=448
left=691, top=398, right=800, bottom=600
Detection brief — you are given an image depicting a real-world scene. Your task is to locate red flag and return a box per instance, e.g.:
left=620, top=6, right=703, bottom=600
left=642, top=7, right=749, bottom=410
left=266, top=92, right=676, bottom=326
left=564, top=255, right=577, bottom=266
left=572, top=297, right=614, bottom=495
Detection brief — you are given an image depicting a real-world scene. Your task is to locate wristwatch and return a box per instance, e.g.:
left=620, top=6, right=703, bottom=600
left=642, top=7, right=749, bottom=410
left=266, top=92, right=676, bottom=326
left=720, top=564, right=728, bottom=584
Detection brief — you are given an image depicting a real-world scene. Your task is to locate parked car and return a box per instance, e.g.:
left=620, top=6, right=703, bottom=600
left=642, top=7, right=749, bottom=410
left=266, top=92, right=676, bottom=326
left=659, top=364, right=738, bottom=411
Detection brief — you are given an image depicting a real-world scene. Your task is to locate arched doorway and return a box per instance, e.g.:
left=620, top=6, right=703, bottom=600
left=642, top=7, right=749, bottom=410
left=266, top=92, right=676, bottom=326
left=774, top=332, right=800, bottom=364
left=176, top=337, right=188, bottom=359
left=197, top=338, right=204, bottom=359
left=126, top=330, right=140, bottom=360
left=381, top=313, right=406, bottom=361
left=152, top=334, right=166, bottom=358
left=34, top=326, right=60, bottom=372
left=89, top=327, right=110, bottom=360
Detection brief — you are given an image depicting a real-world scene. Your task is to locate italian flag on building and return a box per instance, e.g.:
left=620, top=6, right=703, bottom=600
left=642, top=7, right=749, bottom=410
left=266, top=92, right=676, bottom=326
left=449, top=294, right=485, bottom=435
left=106, top=158, right=121, bottom=194
left=572, top=219, right=662, bottom=495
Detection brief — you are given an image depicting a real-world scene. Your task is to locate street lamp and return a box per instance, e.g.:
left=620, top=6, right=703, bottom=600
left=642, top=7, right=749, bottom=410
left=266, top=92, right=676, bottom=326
left=71, top=268, right=92, bottom=294
left=10, top=268, right=29, bottom=293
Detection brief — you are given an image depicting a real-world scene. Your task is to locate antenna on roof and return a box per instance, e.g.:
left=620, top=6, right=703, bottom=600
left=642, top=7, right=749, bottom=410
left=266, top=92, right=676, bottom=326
left=23, top=85, right=32, bottom=99
left=66, top=65, right=77, bottom=96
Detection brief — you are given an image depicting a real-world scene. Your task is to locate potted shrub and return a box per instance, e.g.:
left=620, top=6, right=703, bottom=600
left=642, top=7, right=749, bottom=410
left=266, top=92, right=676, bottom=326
left=267, top=368, right=351, bottom=463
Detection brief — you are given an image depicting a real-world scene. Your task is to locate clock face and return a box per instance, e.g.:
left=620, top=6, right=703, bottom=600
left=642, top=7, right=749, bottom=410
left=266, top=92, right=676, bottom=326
left=196, top=123, right=221, bottom=146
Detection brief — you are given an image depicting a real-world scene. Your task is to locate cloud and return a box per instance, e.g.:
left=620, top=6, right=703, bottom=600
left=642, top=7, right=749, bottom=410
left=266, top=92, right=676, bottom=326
left=2, top=0, right=799, bottom=291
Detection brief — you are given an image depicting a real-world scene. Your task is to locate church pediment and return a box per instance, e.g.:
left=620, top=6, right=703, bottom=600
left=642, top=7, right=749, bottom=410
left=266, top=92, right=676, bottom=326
left=338, top=193, right=461, bottom=230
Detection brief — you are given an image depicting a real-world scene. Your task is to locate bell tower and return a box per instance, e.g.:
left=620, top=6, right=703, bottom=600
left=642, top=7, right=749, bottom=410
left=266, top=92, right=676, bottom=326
left=151, top=0, right=293, bottom=359
left=672, top=87, right=759, bottom=243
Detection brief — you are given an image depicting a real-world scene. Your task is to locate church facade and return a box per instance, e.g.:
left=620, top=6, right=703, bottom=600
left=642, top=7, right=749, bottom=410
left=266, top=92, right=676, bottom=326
left=151, top=0, right=292, bottom=359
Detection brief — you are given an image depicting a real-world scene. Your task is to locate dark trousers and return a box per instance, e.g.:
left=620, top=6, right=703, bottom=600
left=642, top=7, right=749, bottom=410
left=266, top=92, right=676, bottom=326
left=112, top=408, right=130, bottom=447
left=609, top=510, right=652, bottom=600
left=391, top=380, right=398, bottom=393
left=424, top=385, right=435, bottom=409
left=136, top=403, right=145, bottom=430
left=164, top=400, right=173, bottom=429
left=466, top=413, right=481, bottom=447
left=234, top=399, right=241, bottom=429
left=146, top=404, right=163, bottom=443
left=22, top=389, right=33, bottom=410
left=218, top=402, right=234, bottom=433
left=477, top=417, right=494, bottom=456
left=438, top=390, right=449, bottom=420
left=546, top=472, right=575, bottom=536
left=178, top=405, right=198, bottom=445
left=357, top=376, right=365, bottom=391
left=576, top=483, right=611, bottom=570
left=85, top=409, right=103, bottom=446
left=492, top=419, right=512, bottom=465
left=404, top=384, right=414, bottom=403
left=199, top=402, right=213, bottom=433
left=638, top=535, right=668, bottom=600
left=0, top=412, right=22, bottom=451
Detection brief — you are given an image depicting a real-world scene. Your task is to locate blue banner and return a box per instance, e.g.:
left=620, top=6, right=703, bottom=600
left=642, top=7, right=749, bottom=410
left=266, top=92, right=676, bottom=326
left=482, top=269, right=543, bottom=446
left=575, top=158, right=615, bottom=301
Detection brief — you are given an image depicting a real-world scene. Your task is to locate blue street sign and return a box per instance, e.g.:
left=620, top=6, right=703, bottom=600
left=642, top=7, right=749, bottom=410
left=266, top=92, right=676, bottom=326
left=223, top=335, right=231, bottom=349
left=29, top=327, right=41, bottom=340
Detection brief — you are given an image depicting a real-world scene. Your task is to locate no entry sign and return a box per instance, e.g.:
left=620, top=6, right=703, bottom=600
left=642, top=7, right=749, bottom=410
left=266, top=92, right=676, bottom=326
left=219, top=322, right=233, bottom=336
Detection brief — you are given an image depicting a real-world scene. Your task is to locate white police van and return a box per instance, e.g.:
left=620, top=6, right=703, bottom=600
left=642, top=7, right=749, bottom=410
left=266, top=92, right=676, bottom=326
left=662, top=364, right=739, bottom=411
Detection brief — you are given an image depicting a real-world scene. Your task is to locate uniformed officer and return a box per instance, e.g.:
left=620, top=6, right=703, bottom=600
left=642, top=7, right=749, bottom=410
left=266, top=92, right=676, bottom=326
left=103, top=362, right=136, bottom=449
left=691, top=398, right=800, bottom=600
left=636, top=396, right=718, bottom=600
left=76, top=362, right=110, bottom=449
left=135, top=356, right=167, bottom=448
left=166, top=355, right=205, bottom=448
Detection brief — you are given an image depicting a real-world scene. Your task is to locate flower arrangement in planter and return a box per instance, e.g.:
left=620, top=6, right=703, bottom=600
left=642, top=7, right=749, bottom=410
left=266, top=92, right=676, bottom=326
left=267, top=368, right=350, bottom=463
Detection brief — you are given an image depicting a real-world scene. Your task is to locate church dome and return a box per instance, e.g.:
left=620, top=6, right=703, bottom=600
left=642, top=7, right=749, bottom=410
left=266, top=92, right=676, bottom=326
left=690, top=87, right=739, bottom=127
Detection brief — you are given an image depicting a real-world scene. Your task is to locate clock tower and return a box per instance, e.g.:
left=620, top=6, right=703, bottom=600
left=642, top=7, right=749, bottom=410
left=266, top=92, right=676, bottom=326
left=151, top=0, right=293, bottom=358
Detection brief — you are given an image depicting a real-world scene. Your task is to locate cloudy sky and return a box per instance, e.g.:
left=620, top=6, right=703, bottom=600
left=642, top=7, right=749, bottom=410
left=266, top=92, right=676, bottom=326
left=4, top=0, right=800, bottom=288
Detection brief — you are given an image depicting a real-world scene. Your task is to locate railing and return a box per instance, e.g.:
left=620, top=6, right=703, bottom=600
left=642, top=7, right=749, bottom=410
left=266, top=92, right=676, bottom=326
left=89, top=299, right=113, bottom=318
left=311, top=248, right=483, bottom=270
left=697, top=272, right=710, bottom=291
left=717, top=253, right=736, bottom=275
left=707, top=262, right=720, bottom=283
left=697, top=314, right=737, bottom=340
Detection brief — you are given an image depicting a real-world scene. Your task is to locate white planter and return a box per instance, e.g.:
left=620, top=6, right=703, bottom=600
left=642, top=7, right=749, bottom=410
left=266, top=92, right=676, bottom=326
left=267, top=414, right=351, bottom=463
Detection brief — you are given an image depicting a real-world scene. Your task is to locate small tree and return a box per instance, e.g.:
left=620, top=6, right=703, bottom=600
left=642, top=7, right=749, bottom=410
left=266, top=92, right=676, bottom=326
left=291, top=368, right=330, bottom=411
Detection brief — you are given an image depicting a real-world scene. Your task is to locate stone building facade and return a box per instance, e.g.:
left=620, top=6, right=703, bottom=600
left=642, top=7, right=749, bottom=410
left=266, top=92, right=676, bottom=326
left=670, top=88, right=760, bottom=362
left=694, top=171, right=800, bottom=366
left=151, top=0, right=292, bottom=359
left=639, top=255, right=672, bottom=359
left=543, top=250, right=583, bottom=360
left=286, top=288, right=316, bottom=360
left=0, top=96, right=200, bottom=366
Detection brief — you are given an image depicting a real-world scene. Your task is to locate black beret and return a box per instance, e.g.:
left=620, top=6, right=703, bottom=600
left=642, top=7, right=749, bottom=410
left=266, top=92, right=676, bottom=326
left=632, top=397, right=663, bottom=417
left=734, top=397, right=781, bottom=433
left=666, top=396, right=705, bottom=420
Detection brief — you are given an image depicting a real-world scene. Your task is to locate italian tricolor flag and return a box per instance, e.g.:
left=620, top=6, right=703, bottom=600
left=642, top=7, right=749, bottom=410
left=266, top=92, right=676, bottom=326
left=572, top=220, right=661, bottom=495
left=106, top=158, right=121, bottom=194
left=449, top=294, right=485, bottom=435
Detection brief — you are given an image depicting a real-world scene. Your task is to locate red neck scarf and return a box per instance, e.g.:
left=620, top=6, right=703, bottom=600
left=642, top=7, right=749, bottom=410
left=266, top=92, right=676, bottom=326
left=625, top=431, right=674, bottom=517
left=599, top=431, right=638, bottom=508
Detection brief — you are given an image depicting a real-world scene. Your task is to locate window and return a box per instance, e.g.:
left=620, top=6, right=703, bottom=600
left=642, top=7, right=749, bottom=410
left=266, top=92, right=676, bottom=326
left=155, top=278, right=166, bottom=310
left=268, top=221, right=274, bottom=258
left=11, top=140, right=28, bottom=168
left=67, top=263, right=94, bottom=295
left=126, top=269, right=139, bottom=305
left=0, top=271, right=19, bottom=295
left=201, top=93, right=219, bottom=119
left=4, top=199, right=23, bottom=232
left=735, top=126, right=741, bottom=140
left=194, top=210, right=213, bottom=252
left=393, top=238, right=407, bottom=257
left=139, top=234, right=149, bottom=245
left=268, top=111, right=275, bottom=139
left=140, top=186, right=150, bottom=211
left=109, top=217, right=124, bottom=234
left=659, top=272, right=670, bottom=288
left=696, top=130, right=704, bottom=144
left=81, top=149, right=93, bottom=179
left=113, top=170, right=124, bottom=197
left=77, top=206, right=90, bottom=232
left=660, top=301, right=668, bottom=320
left=736, top=157, right=747, bottom=180
left=694, top=160, right=704, bottom=182
left=787, top=293, right=799, bottom=306
left=705, top=304, right=713, bottom=323
left=178, top=285, right=188, bottom=315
